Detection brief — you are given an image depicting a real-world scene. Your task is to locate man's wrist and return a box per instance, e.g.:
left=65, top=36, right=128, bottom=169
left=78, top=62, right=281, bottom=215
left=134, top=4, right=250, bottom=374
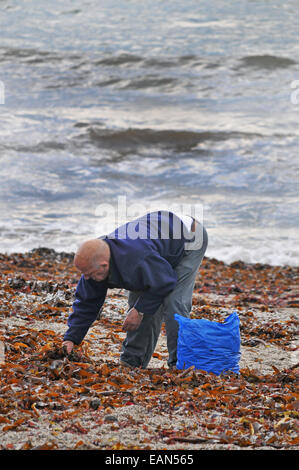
left=130, top=307, right=143, bottom=317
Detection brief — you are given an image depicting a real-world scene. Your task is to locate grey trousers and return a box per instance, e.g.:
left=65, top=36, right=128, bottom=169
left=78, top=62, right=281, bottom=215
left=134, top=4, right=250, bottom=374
left=120, top=224, right=208, bottom=368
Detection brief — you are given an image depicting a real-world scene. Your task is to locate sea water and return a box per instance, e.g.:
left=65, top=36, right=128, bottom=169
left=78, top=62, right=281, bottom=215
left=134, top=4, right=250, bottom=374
left=0, top=0, right=298, bottom=266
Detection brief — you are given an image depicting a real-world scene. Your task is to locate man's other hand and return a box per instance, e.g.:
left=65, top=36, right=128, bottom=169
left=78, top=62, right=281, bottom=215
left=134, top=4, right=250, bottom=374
left=63, top=340, right=74, bottom=354
left=122, top=308, right=143, bottom=332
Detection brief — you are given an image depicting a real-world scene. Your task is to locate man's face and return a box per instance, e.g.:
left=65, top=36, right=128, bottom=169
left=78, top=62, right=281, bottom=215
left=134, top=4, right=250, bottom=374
left=82, top=262, right=109, bottom=282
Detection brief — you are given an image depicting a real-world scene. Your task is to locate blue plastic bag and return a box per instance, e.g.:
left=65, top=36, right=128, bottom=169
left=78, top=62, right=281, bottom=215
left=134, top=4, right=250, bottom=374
left=175, top=311, right=241, bottom=375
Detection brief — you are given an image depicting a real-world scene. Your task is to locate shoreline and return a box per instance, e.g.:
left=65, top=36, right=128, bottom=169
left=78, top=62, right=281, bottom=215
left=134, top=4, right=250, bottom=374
left=1, top=245, right=297, bottom=269
left=0, top=248, right=298, bottom=450
left=1, top=246, right=297, bottom=307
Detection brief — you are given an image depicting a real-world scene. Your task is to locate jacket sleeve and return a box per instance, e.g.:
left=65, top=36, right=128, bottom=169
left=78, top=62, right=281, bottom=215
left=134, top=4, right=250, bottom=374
left=63, top=275, right=108, bottom=345
left=132, top=252, right=178, bottom=315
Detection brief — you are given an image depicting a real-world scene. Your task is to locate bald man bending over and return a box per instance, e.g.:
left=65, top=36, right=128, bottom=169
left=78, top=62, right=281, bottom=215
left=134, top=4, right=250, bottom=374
left=63, top=211, right=208, bottom=369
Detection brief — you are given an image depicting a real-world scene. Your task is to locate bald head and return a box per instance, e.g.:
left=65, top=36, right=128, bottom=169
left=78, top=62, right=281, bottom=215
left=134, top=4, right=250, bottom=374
left=74, top=239, right=110, bottom=282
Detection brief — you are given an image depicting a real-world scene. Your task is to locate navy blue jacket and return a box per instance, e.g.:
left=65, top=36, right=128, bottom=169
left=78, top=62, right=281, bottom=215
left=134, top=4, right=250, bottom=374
left=63, top=211, right=194, bottom=345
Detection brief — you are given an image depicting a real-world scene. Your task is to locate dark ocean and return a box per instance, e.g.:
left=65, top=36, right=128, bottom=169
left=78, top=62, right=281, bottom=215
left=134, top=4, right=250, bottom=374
left=0, top=0, right=298, bottom=265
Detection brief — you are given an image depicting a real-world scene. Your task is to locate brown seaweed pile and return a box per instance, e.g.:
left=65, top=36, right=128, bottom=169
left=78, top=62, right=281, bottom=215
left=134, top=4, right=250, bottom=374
left=0, top=249, right=298, bottom=450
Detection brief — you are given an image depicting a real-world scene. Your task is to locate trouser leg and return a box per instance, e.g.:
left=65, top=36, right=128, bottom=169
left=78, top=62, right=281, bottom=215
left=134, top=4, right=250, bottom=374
left=120, top=291, right=163, bottom=368
left=163, top=225, right=208, bottom=367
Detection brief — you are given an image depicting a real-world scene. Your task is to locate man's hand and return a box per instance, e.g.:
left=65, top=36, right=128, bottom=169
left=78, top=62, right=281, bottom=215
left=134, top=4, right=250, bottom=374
left=122, top=308, right=143, bottom=332
left=63, top=340, right=74, bottom=354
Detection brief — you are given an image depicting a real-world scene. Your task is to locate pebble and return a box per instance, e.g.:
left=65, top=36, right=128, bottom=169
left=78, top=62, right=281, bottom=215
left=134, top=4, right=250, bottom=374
left=89, top=399, right=101, bottom=410
left=104, top=415, right=118, bottom=423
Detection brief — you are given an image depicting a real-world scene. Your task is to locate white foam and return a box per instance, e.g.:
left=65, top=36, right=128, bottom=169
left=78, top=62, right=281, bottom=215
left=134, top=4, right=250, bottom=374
left=206, top=229, right=299, bottom=266
left=1, top=223, right=298, bottom=267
